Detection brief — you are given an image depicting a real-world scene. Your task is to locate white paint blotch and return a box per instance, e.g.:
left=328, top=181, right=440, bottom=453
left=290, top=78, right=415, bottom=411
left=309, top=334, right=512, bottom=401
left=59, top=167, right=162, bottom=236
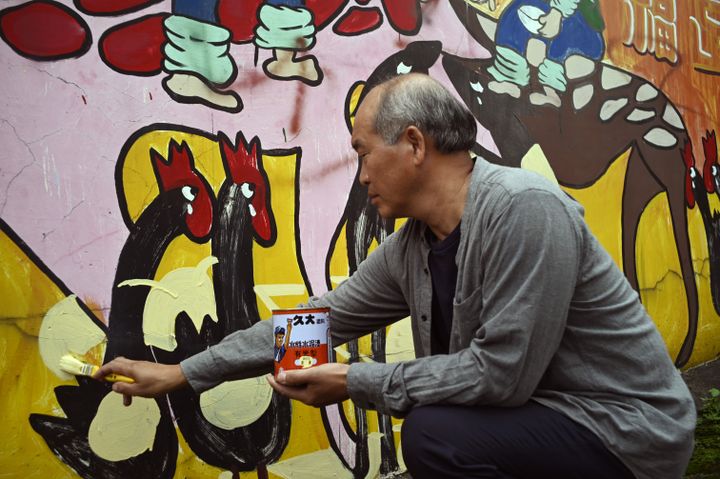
left=572, top=84, right=594, bottom=111
left=626, top=108, right=656, bottom=123
left=119, top=256, right=219, bottom=351
left=599, top=98, right=629, bottom=121
left=39, top=295, right=107, bottom=380
left=88, top=393, right=160, bottom=461
left=636, top=83, right=659, bottom=102
left=200, top=376, right=273, bottom=430
left=662, top=103, right=684, bottom=130
left=644, top=127, right=678, bottom=148
left=601, top=66, right=632, bottom=90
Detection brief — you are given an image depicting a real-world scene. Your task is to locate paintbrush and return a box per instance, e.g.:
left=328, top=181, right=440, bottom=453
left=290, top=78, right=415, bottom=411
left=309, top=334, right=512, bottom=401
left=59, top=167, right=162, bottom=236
left=59, top=354, right=135, bottom=383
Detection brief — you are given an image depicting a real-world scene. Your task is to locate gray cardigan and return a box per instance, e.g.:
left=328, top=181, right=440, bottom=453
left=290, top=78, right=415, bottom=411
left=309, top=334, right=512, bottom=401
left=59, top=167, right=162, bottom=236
left=182, top=158, right=695, bottom=479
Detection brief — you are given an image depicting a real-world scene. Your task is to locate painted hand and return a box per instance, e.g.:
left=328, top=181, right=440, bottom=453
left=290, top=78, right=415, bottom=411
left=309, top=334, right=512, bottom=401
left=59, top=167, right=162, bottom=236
left=93, top=357, right=189, bottom=406
left=538, top=8, right=562, bottom=39
left=267, top=363, right=350, bottom=407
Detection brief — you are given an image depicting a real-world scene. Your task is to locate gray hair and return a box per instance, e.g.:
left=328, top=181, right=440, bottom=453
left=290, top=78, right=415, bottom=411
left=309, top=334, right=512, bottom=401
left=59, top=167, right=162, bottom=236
left=373, top=73, right=477, bottom=154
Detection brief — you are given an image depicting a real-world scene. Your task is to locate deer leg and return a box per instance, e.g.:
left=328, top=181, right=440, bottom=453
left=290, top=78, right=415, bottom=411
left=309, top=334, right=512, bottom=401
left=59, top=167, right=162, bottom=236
left=621, top=149, right=660, bottom=293
left=634, top=144, right=699, bottom=367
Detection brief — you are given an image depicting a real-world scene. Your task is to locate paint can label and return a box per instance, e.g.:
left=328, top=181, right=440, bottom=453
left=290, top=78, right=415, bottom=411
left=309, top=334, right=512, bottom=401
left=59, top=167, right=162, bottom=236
left=272, top=307, right=330, bottom=376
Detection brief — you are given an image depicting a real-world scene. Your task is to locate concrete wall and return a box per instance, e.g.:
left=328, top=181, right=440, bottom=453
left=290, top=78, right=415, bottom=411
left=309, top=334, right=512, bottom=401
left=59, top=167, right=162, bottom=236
left=0, top=0, right=718, bottom=477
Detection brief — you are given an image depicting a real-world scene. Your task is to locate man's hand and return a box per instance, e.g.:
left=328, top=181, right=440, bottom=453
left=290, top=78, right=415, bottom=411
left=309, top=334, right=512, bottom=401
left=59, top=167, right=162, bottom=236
left=93, top=357, right=189, bottom=406
left=267, top=363, right=350, bottom=407
left=538, top=8, right=562, bottom=38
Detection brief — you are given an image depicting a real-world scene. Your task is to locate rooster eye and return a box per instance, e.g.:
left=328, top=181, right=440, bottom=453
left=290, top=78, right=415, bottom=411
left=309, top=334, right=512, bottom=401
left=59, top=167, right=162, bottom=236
left=690, top=167, right=697, bottom=179
left=241, top=183, right=255, bottom=199
left=713, top=165, right=718, bottom=177
left=182, top=186, right=197, bottom=201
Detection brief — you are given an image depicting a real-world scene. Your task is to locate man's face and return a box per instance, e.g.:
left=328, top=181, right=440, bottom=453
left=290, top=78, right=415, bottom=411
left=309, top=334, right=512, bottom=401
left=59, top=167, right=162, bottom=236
left=275, top=333, right=284, bottom=347
left=351, top=89, right=417, bottom=219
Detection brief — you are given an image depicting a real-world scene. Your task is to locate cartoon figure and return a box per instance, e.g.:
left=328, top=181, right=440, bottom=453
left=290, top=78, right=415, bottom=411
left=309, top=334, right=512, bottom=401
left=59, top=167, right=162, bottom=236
left=161, top=0, right=242, bottom=112
left=255, top=0, right=323, bottom=85
left=274, top=318, right=293, bottom=363
left=487, top=0, right=605, bottom=106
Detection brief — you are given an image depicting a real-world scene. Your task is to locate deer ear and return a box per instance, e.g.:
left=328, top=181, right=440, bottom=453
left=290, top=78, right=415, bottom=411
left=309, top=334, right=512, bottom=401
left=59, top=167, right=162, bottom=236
left=346, top=81, right=366, bottom=132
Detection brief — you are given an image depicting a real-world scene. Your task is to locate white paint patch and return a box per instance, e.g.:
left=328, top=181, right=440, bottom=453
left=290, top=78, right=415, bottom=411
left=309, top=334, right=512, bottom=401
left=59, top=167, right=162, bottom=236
left=39, top=295, right=107, bottom=380
left=88, top=393, right=161, bottom=461
left=119, top=256, right=219, bottom=351
left=200, top=376, right=273, bottom=430
left=572, top=84, right=594, bottom=111
left=521, top=144, right=559, bottom=185
left=396, top=62, right=412, bottom=75
left=599, top=98, right=629, bottom=121
left=643, top=127, right=678, bottom=148
left=565, top=55, right=596, bottom=80
left=600, top=66, right=632, bottom=90
left=626, top=108, right=656, bottom=123
left=470, top=81, right=484, bottom=93
left=636, top=83, right=659, bottom=102
left=662, top=103, right=684, bottom=130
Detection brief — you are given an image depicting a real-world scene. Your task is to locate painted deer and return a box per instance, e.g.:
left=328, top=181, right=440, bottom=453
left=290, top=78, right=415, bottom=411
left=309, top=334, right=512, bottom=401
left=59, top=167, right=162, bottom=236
left=443, top=0, right=699, bottom=367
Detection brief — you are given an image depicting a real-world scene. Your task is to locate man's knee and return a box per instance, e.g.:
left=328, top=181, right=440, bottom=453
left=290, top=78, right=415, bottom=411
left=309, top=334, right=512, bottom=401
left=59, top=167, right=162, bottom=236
left=401, top=406, right=440, bottom=473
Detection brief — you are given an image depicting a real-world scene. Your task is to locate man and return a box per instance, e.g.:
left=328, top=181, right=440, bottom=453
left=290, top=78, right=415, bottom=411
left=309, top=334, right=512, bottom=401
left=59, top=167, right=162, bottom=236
left=97, top=73, right=695, bottom=478
left=274, top=317, right=293, bottom=363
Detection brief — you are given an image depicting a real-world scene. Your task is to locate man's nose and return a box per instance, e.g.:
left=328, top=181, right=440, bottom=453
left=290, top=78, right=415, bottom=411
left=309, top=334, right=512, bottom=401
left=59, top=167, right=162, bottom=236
left=359, top=162, right=369, bottom=185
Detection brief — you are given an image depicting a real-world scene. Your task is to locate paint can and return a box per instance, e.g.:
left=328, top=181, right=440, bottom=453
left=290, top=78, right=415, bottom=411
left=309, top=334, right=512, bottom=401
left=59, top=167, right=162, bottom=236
left=272, top=307, right=330, bottom=376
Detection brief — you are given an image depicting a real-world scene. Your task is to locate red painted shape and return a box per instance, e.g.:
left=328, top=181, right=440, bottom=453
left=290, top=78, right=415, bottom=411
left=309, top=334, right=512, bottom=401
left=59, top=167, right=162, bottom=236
left=304, top=0, right=348, bottom=29
left=333, top=6, right=382, bottom=35
left=219, top=132, right=274, bottom=244
left=380, top=0, right=420, bottom=35
left=218, top=0, right=264, bottom=43
left=0, top=0, right=91, bottom=60
left=99, top=13, right=167, bottom=76
left=703, top=131, right=718, bottom=193
left=74, top=0, right=162, bottom=16
left=152, top=140, right=214, bottom=241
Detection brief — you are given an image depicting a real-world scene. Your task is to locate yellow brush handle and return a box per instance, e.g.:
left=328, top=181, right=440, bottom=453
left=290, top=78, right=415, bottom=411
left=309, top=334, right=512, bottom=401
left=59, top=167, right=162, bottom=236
left=89, top=365, right=135, bottom=383
left=105, top=373, right=135, bottom=384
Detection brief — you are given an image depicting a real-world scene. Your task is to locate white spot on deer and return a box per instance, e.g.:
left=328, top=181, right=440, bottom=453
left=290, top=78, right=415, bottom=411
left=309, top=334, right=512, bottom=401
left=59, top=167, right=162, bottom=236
left=396, top=62, right=412, bottom=75
left=644, top=127, right=678, bottom=148
left=626, top=108, right=656, bottom=123
left=565, top=55, right=596, bottom=80
left=573, top=84, right=594, bottom=111
left=600, top=98, right=628, bottom=121
left=601, top=67, right=632, bottom=90
left=636, top=84, right=659, bottom=102
left=662, top=104, right=684, bottom=130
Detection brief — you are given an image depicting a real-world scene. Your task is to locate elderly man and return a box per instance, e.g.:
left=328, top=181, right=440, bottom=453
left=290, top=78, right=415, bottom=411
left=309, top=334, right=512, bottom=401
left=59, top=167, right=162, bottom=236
left=98, top=73, right=695, bottom=479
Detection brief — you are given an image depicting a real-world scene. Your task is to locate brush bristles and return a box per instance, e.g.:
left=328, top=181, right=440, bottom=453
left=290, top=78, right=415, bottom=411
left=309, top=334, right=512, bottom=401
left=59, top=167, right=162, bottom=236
left=59, top=355, right=96, bottom=377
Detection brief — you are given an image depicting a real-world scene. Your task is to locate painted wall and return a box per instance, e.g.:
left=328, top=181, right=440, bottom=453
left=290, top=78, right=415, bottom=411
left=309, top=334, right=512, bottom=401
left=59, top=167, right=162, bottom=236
left=0, top=0, right=718, bottom=477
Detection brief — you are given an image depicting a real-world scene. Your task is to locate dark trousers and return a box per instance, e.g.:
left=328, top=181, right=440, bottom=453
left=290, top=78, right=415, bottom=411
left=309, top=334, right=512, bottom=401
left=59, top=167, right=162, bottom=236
left=401, top=402, right=635, bottom=479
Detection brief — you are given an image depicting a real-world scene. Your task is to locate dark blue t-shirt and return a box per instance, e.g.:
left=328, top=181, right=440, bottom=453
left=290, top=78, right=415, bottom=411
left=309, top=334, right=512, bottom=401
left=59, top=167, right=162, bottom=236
left=427, top=223, right=461, bottom=355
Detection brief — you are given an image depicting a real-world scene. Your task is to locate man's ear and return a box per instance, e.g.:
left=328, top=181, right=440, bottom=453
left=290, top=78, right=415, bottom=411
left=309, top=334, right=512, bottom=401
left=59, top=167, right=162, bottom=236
left=405, top=126, right=426, bottom=165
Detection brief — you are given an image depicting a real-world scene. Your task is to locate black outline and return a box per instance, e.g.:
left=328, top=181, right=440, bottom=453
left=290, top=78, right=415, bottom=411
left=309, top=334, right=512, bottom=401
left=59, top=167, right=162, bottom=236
left=73, top=0, right=163, bottom=17
left=332, top=6, right=383, bottom=37
left=0, top=0, right=92, bottom=61
left=98, top=13, right=169, bottom=77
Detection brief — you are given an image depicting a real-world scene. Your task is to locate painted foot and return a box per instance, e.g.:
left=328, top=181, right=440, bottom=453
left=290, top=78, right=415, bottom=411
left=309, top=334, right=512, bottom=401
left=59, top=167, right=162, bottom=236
left=162, top=73, right=243, bottom=113
left=263, top=51, right=323, bottom=86
left=488, top=80, right=521, bottom=98
left=529, top=85, right=562, bottom=107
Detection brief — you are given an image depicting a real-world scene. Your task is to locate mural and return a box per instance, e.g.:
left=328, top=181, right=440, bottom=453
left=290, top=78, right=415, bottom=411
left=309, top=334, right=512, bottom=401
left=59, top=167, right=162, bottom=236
left=0, top=0, right=718, bottom=478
